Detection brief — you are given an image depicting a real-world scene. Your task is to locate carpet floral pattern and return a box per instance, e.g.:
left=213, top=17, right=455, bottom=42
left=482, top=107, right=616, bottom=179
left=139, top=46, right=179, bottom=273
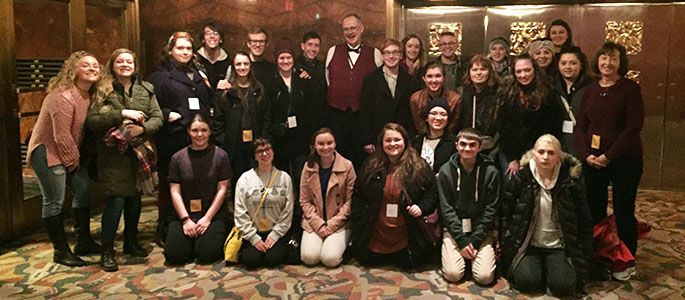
left=1, top=190, right=683, bottom=299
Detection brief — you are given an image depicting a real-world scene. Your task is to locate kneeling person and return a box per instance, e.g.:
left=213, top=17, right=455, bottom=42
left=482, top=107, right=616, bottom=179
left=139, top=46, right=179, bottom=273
left=438, top=128, right=500, bottom=285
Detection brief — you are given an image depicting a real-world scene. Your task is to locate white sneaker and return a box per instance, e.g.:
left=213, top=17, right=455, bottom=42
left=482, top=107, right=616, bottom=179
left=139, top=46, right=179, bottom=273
left=612, top=266, right=637, bottom=281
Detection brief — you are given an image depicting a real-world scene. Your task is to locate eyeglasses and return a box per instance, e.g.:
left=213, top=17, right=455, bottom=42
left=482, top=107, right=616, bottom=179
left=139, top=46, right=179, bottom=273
left=255, top=147, right=272, bottom=155
left=438, top=41, right=457, bottom=47
left=382, top=50, right=402, bottom=56
left=204, top=30, right=220, bottom=36
left=249, top=39, right=266, bottom=45
left=342, top=26, right=360, bottom=33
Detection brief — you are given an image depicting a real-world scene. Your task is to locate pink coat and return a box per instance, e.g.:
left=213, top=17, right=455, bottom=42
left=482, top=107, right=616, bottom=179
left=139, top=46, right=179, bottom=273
left=300, top=152, right=356, bottom=235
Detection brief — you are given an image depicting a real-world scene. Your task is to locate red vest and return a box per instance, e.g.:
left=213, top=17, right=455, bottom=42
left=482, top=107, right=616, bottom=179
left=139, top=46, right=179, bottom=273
left=327, top=44, right=377, bottom=111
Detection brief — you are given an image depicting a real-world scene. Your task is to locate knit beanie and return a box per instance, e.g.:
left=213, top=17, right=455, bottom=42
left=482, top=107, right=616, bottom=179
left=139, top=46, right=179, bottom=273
left=275, top=37, right=294, bottom=58
left=489, top=37, right=510, bottom=51
left=425, top=97, right=451, bottom=119
left=528, top=39, right=555, bottom=55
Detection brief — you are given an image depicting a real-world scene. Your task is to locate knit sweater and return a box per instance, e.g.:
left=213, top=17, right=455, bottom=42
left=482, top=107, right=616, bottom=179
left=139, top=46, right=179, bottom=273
left=27, top=87, right=90, bottom=168
left=234, top=167, right=294, bottom=246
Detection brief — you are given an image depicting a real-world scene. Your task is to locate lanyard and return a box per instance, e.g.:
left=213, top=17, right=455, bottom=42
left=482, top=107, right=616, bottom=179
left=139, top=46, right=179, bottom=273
left=559, top=94, right=576, bottom=125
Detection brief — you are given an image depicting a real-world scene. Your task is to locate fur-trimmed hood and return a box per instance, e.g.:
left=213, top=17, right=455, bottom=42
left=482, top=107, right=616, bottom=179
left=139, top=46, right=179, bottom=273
left=519, top=150, right=582, bottom=179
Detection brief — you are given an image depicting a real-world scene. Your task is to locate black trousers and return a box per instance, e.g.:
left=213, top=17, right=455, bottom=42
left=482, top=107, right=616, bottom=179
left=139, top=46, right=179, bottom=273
left=583, top=156, right=643, bottom=256
left=325, top=106, right=363, bottom=169
left=511, top=246, right=577, bottom=297
left=164, top=219, right=228, bottom=265
left=239, top=231, right=289, bottom=269
left=366, top=248, right=416, bottom=269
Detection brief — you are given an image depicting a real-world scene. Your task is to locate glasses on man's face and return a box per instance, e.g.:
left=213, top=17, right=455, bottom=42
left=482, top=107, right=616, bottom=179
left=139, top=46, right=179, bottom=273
left=382, top=50, right=402, bottom=56
left=342, top=26, right=359, bottom=33
left=204, top=30, right=220, bottom=37
left=438, top=41, right=457, bottom=48
left=255, top=147, right=272, bottom=155
left=249, top=39, right=266, bottom=45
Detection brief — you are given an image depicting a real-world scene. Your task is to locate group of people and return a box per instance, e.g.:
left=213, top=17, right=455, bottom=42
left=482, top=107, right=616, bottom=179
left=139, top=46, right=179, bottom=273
left=27, top=12, right=643, bottom=298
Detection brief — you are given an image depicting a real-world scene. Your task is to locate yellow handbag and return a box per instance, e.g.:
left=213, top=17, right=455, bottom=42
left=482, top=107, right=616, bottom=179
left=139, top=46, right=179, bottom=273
left=224, top=170, right=279, bottom=263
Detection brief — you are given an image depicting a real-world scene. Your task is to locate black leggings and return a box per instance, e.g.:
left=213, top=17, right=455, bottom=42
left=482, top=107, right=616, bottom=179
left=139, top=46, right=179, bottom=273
left=164, top=219, right=228, bottom=265
left=239, top=231, right=289, bottom=269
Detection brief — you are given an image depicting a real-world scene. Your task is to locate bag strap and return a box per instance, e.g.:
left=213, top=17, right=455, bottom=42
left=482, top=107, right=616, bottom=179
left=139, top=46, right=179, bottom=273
left=250, top=169, right=280, bottom=224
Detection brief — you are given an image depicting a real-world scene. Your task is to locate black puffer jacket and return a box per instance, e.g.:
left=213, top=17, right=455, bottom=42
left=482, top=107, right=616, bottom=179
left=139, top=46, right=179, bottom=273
left=499, top=151, right=593, bottom=292
left=350, top=160, right=438, bottom=267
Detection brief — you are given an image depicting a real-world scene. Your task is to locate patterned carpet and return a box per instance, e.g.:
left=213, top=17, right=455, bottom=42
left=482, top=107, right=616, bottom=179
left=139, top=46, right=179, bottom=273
left=1, top=190, right=683, bottom=299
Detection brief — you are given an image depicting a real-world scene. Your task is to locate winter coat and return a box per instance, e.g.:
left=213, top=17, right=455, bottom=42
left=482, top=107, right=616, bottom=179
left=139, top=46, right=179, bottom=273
left=212, top=83, right=270, bottom=159
left=359, top=67, right=418, bottom=146
left=350, top=159, right=439, bottom=266
left=300, top=153, right=356, bottom=235
left=86, top=77, right=163, bottom=196
left=148, top=61, right=213, bottom=173
left=438, top=153, right=501, bottom=249
left=411, top=133, right=457, bottom=174
left=459, top=84, right=503, bottom=157
left=552, top=79, right=586, bottom=158
left=499, top=151, right=593, bottom=292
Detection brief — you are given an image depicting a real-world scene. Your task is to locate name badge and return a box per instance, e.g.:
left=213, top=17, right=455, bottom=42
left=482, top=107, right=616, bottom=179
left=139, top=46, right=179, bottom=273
left=287, top=116, right=298, bottom=128
left=257, top=218, right=271, bottom=232
left=386, top=204, right=398, bottom=218
left=562, top=120, right=574, bottom=134
left=188, top=97, right=200, bottom=110
left=462, top=218, right=472, bottom=233
left=190, top=199, right=202, bottom=212
left=591, top=134, right=601, bottom=150
left=242, top=130, right=253, bottom=142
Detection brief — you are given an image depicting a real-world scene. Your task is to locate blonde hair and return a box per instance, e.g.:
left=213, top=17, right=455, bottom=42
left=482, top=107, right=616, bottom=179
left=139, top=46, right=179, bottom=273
left=96, top=48, right=136, bottom=103
left=534, top=134, right=562, bottom=152
left=47, top=51, right=102, bottom=103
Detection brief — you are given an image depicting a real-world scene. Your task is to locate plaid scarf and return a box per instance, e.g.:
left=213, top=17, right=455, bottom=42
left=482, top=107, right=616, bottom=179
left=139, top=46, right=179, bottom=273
left=104, top=120, right=158, bottom=194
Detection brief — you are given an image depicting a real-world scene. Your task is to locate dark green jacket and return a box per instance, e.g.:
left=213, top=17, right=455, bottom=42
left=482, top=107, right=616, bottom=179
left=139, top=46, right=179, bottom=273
left=86, top=77, right=163, bottom=197
left=438, top=152, right=500, bottom=249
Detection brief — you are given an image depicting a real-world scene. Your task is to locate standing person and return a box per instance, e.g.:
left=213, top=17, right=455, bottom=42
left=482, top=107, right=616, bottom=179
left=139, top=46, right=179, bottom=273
left=196, top=22, right=232, bottom=89
left=300, top=128, right=356, bottom=267
left=500, top=54, right=563, bottom=179
left=412, top=98, right=456, bottom=174
left=434, top=31, right=467, bottom=94
left=460, top=54, right=503, bottom=159
left=86, top=48, right=163, bottom=271
left=488, top=37, right=512, bottom=78
left=325, top=13, right=383, bottom=163
left=438, top=128, right=500, bottom=285
left=500, top=135, right=592, bottom=297
left=295, top=31, right=327, bottom=130
left=234, top=138, right=295, bottom=269
left=528, top=39, right=557, bottom=79
left=266, top=38, right=314, bottom=180
left=350, top=123, right=438, bottom=269
left=164, top=115, right=232, bottom=266
left=149, top=31, right=213, bottom=245
left=213, top=51, right=270, bottom=186
left=359, top=39, right=418, bottom=161
left=400, top=33, right=427, bottom=88
left=410, top=61, right=462, bottom=135
left=246, top=27, right=278, bottom=87
left=27, top=50, right=102, bottom=266
left=554, top=46, right=591, bottom=157
left=547, top=19, right=574, bottom=54
left=575, top=42, right=644, bottom=280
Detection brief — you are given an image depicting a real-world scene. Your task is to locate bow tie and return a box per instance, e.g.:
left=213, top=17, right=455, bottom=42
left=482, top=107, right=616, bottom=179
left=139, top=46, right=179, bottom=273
left=347, top=46, right=360, bottom=53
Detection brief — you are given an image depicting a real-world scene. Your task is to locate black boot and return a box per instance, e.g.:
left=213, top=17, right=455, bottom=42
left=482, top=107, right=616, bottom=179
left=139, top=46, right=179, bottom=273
left=124, top=229, right=149, bottom=257
left=44, top=215, right=86, bottom=267
left=73, top=207, right=102, bottom=255
left=101, top=242, right=118, bottom=272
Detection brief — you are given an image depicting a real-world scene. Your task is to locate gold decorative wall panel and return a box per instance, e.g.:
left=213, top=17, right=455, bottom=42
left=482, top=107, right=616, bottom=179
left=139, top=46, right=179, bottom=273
left=509, top=22, right=546, bottom=55
left=428, top=22, right=462, bottom=56
left=605, top=21, right=643, bottom=56
left=625, top=70, right=641, bottom=84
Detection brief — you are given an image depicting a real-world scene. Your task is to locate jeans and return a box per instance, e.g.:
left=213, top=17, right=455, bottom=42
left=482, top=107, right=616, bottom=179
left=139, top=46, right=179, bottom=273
left=101, top=195, right=142, bottom=243
left=30, top=145, right=90, bottom=218
left=511, top=246, right=577, bottom=297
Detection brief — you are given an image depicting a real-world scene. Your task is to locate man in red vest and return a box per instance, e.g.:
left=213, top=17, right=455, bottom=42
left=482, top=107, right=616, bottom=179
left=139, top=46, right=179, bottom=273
left=325, top=13, right=382, bottom=167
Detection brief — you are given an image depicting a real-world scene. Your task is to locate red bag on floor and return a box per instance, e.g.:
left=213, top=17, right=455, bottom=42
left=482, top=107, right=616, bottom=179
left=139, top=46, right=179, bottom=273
left=593, top=215, right=651, bottom=272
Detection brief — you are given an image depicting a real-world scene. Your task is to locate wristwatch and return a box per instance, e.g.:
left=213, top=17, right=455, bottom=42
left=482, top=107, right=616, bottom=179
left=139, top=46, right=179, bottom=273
left=181, top=216, right=190, bottom=223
